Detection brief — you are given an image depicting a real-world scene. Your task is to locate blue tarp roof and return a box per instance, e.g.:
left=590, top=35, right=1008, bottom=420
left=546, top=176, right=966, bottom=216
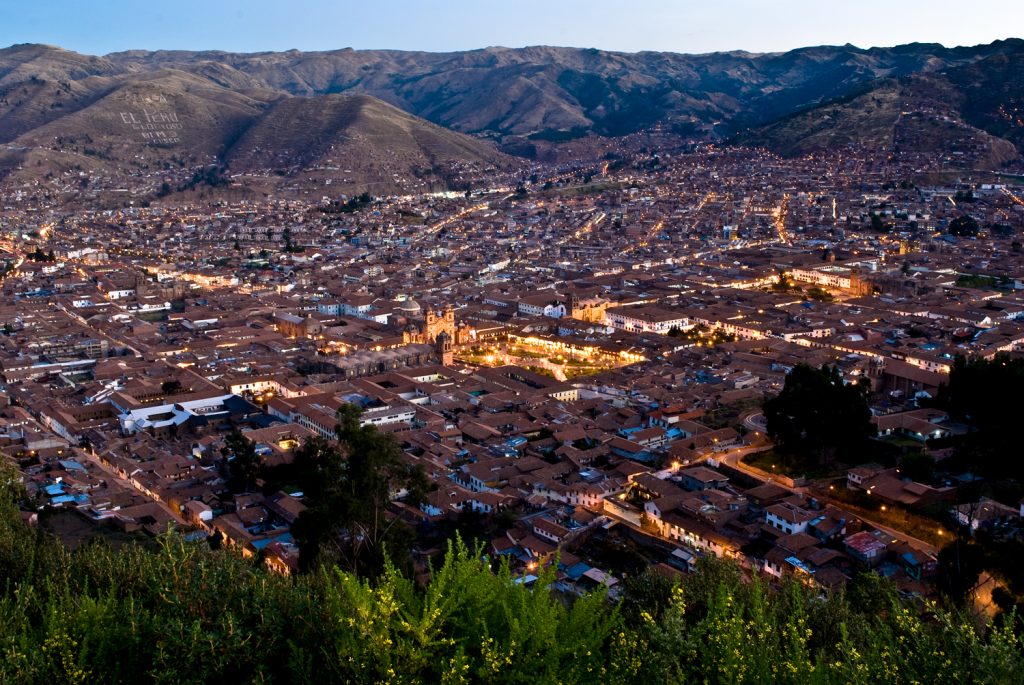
left=251, top=532, right=294, bottom=550
left=51, top=494, right=88, bottom=505
left=58, top=460, right=87, bottom=472
left=564, top=562, right=592, bottom=581
left=784, top=556, right=814, bottom=575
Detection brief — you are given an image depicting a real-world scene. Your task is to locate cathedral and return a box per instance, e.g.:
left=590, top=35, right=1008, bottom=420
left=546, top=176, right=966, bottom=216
left=400, top=302, right=460, bottom=364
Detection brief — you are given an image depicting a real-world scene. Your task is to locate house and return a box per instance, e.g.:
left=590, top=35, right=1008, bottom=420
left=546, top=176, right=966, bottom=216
left=533, top=517, right=572, bottom=544
left=183, top=500, right=214, bottom=529
left=873, top=408, right=955, bottom=441
left=954, top=497, right=1020, bottom=532
left=765, top=502, right=817, bottom=535
left=808, top=507, right=849, bottom=542
left=847, top=464, right=883, bottom=489
left=679, top=466, right=729, bottom=492
left=844, top=530, right=888, bottom=567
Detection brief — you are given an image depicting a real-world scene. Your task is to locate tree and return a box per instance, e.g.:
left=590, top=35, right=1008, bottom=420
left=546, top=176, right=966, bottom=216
left=770, top=270, right=798, bottom=293
left=936, top=537, right=986, bottom=605
left=763, top=364, right=873, bottom=466
left=806, top=286, right=833, bottom=302
left=222, top=429, right=261, bottom=493
left=619, top=567, right=675, bottom=626
left=989, top=223, right=1014, bottom=238
left=948, top=215, right=979, bottom=237
left=292, top=404, right=428, bottom=577
left=938, top=354, right=1024, bottom=479
left=869, top=212, right=890, bottom=233
left=898, top=451, right=935, bottom=482
left=160, top=379, right=182, bottom=395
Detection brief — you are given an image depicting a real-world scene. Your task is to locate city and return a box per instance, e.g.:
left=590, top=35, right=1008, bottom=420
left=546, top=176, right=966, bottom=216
left=1, top=3, right=1024, bottom=682
left=2, top=141, right=1022, bottom=598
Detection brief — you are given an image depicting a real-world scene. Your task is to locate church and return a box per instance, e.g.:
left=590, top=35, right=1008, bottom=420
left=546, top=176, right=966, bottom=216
left=399, top=301, right=464, bottom=365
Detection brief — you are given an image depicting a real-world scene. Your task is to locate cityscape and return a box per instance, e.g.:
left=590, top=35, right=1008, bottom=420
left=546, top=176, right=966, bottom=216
left=1, top=3, right=1024, bottom=683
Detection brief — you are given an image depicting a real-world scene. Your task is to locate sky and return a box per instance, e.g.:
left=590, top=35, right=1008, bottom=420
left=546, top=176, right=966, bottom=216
left=1, top=0, right=1021, bottom=56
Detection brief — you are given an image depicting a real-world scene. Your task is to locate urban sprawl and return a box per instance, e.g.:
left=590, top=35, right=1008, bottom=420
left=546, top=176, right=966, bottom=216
left=2, top=143, right=1024, bottom=601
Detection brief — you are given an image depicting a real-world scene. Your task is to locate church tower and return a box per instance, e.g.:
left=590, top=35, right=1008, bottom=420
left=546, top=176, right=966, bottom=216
left=435, top=331, right=453, bottom=366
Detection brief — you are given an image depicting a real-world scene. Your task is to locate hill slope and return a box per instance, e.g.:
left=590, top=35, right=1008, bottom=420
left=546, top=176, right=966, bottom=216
left=6, top=40, right=1023, bottom=140
left=225, top=94, right=508, bottom=189
left=738, top=52, right=1024, bottom=166
left=103, top=41, right=1024, bottom=139
left=0, top=474, right=1018, bottom=684
left=0, top=48, right=514, bottom=195
left=1, top=40, right=1022, bottom=193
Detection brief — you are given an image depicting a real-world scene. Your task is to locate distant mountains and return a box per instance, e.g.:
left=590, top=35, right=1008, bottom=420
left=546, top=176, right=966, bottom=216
left=0, top=45, right=513, bottom=195
left=737, top=50, right=1024, bottom=166
left=0, top=40, right=1022, bottom=193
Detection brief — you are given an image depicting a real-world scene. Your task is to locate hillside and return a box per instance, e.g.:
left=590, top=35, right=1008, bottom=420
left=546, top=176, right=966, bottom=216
left=0, top=475, right=1018, bottom=684
left=225, top=94, right=509, bottom=191
left=0, top=51, right=514, bottom=196
left=737, top=73, right=1021, bottom=167
left=104, top=41, right=1024, bottom=139
left=4, top=40, right=1023, bottom=142
left=1, top=39, right=1023, bottom=195
left=945, top=51, right=1024, bottom=150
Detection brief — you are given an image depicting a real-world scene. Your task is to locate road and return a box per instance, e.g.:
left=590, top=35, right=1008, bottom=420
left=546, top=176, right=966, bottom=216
left=742, top=411, right=767, bottom=433
left=713, top=442, right=939, bottom=556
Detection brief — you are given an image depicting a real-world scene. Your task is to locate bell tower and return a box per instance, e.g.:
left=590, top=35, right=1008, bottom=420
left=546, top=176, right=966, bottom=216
left=435, top=331, right=453, bottom=366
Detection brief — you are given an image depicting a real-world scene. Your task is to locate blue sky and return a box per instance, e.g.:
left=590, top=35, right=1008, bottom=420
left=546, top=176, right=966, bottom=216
left=1, top=0, right=1021, bottom=55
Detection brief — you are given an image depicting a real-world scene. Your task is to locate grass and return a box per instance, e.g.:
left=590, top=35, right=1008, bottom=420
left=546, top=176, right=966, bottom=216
left=955, top=274, right=1003, bottom=290
left=703, top=398, right=761, bottom=430
left=877, top=436, right=928, bottom=450
left=537, top=181, right=621, bottom=198
left=565, top=367, right=603, bottom=380
left=742, top=449, right=841, bottom=481
left=456, top=354, right=492, bottom=365
left=507, top=347, right=546, bottom=359
left=522, top=365, right=556, bottom=379
left=135, top=310, right=169, bottom=322
left=818, top=484, right=950, bottom=548
left=41, top=509, right=157, bottom=551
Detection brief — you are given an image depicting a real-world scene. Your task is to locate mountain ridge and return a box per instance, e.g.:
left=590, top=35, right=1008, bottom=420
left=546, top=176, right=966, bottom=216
left=1, top=39, right=1022, bottom=196
left=6, top=39, right=1022, bottom=139
left=737, top=50, right=1024, bottom=164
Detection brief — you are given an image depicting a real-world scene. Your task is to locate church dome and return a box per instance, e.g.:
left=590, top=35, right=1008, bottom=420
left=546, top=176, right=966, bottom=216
left=398, top=298, right=421, bottom=313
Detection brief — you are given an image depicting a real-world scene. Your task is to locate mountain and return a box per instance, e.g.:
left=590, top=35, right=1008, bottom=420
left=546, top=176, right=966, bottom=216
left=224, top=94, right=511, bottom=190
left=7, top=40, right=1024, bottom=139
left=737, top=51, right=1024, bottom=165
left=0, top=46, right=513, bottom=196
left=1, top=40, right=1022, bottom=195
left=945, top=51, right=1024, bottom=150
left=101, top=41, right=1024, bottom=140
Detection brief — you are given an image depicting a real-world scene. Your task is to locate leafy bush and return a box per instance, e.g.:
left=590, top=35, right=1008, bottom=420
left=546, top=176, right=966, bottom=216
left=0, top=466, right=1019, bottom=683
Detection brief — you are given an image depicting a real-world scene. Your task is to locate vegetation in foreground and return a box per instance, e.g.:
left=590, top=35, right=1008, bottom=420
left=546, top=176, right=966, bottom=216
left=0, top=469, right=1021, bottom=684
